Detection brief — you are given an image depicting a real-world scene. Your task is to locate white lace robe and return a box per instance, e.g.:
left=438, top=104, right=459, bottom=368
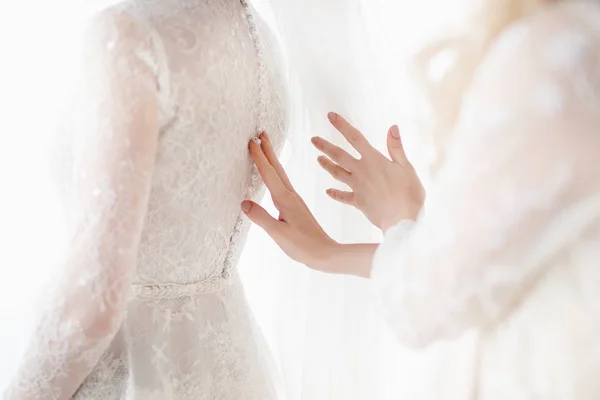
left=372, top=1, right=600, bottom=399
left=3, top=0, right=287, bottom=399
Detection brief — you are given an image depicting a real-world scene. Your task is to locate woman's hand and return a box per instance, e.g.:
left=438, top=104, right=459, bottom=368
left=242, top=133, right=339, bottom=272
left=312, top=112, right=425, bottom=231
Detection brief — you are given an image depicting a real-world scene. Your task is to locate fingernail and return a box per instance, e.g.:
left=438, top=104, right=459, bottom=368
left=241, top=200, right=253, bottom=213
left=311, top=136, right=319, bottom=144
left=327, top=112, right=337, bottom=122
left=261, top=131, right=269, bottom=141
left=390, top=125, right=400, bottom=139
left=317, top=156, right=325, bottom=163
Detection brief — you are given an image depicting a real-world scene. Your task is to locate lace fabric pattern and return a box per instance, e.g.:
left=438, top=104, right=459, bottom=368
left=4, top=0, right=288, bottom=399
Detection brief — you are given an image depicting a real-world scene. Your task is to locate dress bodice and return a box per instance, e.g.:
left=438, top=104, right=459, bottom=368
left=110, top=0, right=288, bottom=288
left=5, top=1, right=288, bottom=399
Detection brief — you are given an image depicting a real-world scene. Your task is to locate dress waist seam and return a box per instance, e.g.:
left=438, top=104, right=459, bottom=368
left=130, top=275, right=231, bottom=299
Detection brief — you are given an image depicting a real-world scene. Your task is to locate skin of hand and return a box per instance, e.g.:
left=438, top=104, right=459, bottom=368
left=312, top=112, right=425, bottom=231
left=241, top=131, right=379, bottom=279
left=241, top=132, right=340, bottom=272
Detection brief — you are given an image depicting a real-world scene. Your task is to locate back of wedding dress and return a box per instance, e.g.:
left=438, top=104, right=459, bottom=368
left=4, top=0, right=288, bottom=399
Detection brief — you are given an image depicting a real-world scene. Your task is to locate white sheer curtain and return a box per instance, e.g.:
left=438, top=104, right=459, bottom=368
left=239, top=1, right=468, bottom=399
left=0, top=0, right=119, bottom=390
left=0, top=1, right=67, bottom=389
left=238, top=2, right=402, bottom=399
left=0, top=0, right=462, bottom=396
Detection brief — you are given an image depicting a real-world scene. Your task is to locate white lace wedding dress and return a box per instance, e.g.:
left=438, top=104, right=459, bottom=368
left=3, top=0, right=287, bottom=399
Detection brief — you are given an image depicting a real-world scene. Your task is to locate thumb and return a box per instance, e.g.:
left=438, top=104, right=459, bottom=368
left=241, top=200, right=279, bottom=235
left=387, top=125, right=407, bottom=164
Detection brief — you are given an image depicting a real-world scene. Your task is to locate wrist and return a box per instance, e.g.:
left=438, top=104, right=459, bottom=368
left=381, top=216, right=405, bottom=233
left=309, top=242, right=376, bottom=279
left=381, top=207, right=420, bottom=233
left=309, top=240, right=342, bottom=273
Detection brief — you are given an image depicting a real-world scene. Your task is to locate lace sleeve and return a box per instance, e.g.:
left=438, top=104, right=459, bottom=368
left=4, top=10, right=161, bottom=400
left=371, top=3, right=600, bottom=348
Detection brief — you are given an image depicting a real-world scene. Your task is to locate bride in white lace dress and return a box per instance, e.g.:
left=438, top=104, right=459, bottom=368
left=3, top=0, right=287, bottom=399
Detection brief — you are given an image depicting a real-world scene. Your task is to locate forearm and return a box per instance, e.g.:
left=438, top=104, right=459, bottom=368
left=6, top=332, right=115, bottom=400
left=4, top=249, right=131, bottom=399
left=317, top=243, right=379, bottom=278
left=4, top=285, right=124, bottom=400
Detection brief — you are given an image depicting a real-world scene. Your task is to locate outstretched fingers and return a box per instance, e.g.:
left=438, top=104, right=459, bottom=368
left=328, top=112, right=373, bottom=156
left=317, top=156, right=353, bottom=186
left=245, top=138, right=287, bottom=235
left=311, top=136, right=357, bottom=170
left=386, top=125, right=409, bottom=165
left=326, top=189, right=355, bottom=206
left=241, top=200, right=279, bottom=234
left=259, top=132, right=294, bottom=190
left=249, top=139, right=287, bottom=197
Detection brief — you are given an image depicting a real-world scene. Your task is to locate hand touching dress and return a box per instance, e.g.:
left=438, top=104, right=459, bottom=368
left=244, top=2, right=600, bottom=351
left=242, top=128, right=419, bottom=279
left=242, top=133, right=339, bottom=271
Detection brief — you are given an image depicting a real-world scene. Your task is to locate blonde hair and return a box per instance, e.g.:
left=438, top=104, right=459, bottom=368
left=413, top=0, right=555, bottom=169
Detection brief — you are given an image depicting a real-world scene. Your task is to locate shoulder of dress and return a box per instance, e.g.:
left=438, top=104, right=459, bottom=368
left=81, top=4, right=171, bottom=81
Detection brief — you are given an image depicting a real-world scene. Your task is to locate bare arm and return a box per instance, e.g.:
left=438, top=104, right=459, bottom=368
left=243, top=2, right=600, bottom=350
